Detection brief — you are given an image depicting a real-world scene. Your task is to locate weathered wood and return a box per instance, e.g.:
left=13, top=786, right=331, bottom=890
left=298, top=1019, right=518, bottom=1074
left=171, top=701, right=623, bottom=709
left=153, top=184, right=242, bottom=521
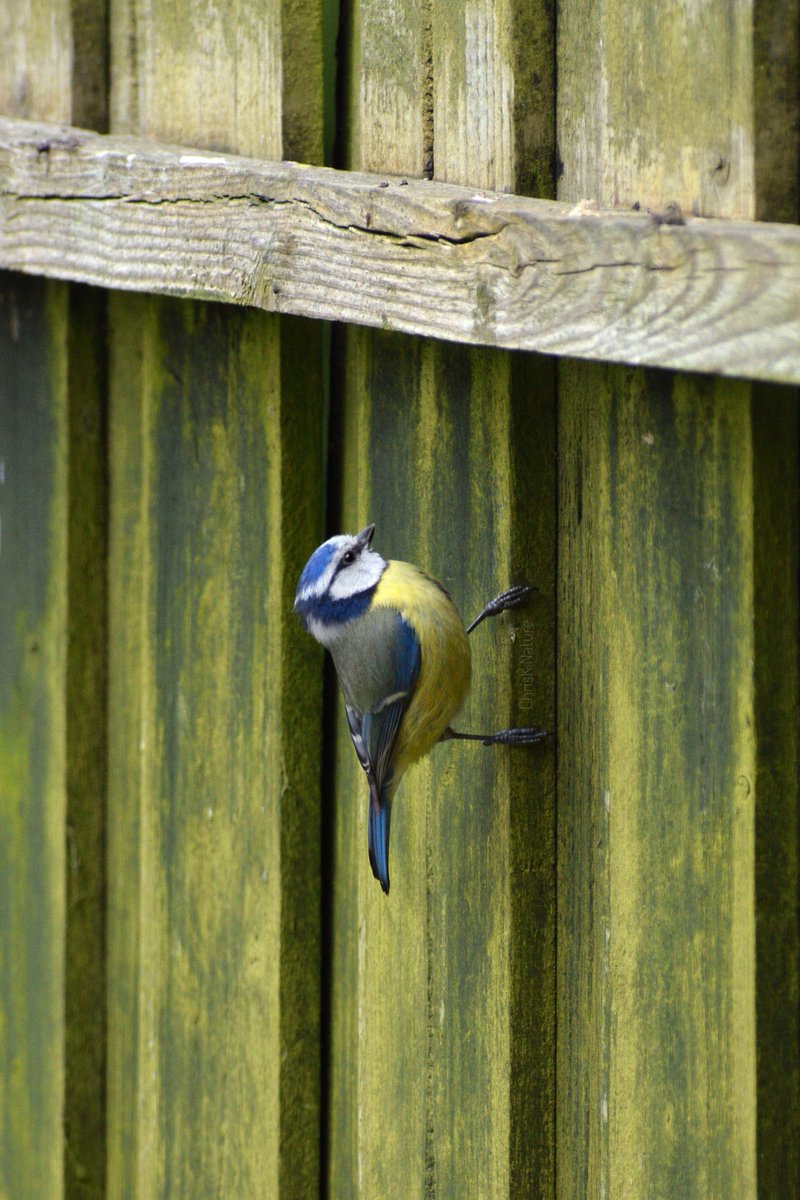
left=0, top=272, right=68, bottom=1200
left=107, top=296, right=324, bottom=1199
left=328, top=3, right=557, bottom=1197
left=432, top=0, right=555, bottom=197
left=0, top=2, right=73, bottom=123
left=327, top=5, right=431, bottom=1190
left=430, top=5, right=556, bottom=1197
left=350, top=0, right=430, bottom=175
left=105, top=2, right=325, bottom=1198
left=1, top=119, right=800, bottom=384
left=0, top=4, right=108, bottom=1198
left=556, top=0, right=798, bottom=1196
left=558, top=2, right=756, bottom=218
left=558, top=369, right=757, bottom=1199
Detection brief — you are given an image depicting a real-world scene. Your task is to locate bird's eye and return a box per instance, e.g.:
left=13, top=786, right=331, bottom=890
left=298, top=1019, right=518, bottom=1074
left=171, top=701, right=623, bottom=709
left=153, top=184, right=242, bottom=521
left=342, top=549, right=356, bottom=565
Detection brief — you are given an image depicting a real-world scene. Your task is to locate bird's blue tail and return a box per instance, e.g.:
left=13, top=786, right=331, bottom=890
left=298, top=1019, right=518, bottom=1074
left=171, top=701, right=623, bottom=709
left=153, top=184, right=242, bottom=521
left=368, top=787, right=392, bottom=895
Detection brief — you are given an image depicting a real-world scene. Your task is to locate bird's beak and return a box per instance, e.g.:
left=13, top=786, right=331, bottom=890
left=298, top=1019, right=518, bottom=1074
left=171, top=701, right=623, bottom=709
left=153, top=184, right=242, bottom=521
left=355, top=523, right=376, bottom=549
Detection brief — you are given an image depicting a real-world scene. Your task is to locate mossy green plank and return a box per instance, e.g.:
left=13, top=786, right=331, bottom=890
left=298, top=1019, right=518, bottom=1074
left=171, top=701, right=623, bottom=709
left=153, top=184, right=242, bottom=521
left=426, top=7, right=556, bottom=1194
left=752, top=0, right=799, bottom=224
left=752, top=388, right=800, bottom=1196
left=330, top=2, right=557, bottom=1193
left=557, top=366, right=757, bottom=1199
left=328, top=330, right=556, bottom=1197
left=328, top=329, right=430, bottom=1199
left=107, top=1, right=325, bottom=1195
left=108, top=295, right=323, bottom=1200
left=421, top=343, right=556, bottom=1198
left=0, top=273, right=68, bottom=1200
left=111, top=0, right=323, bottom=161
left=750, top=35, right=800, bottom=1195
left=327, top=4, right=434, bottom=1190
left=557, top=3, right=798, bottom=1195
left=1, top=7, right=108, bottom=1197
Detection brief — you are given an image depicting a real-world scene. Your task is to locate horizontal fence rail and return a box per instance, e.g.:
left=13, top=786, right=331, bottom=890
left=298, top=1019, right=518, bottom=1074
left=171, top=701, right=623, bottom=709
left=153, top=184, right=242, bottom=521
left=1, top=116, right=799, bottom=384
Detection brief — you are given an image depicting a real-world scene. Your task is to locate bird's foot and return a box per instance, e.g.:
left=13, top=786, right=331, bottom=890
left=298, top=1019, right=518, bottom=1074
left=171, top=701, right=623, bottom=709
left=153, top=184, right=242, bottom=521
left=466, top=584, right=536, bottom=634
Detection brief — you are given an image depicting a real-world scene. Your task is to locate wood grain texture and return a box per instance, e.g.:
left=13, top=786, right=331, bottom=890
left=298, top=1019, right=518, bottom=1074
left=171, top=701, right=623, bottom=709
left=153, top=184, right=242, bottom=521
left=0, top=273, right=68, bottom=1200
left=558, top=368, right=757, bottom=1200
left=431, top=6, right=556, bottom=1196
left=107, top=296, right=324, bottom=1200
left=106, top=2, right=325, bottom=1198
left=0, top=6, right=108, bottom=1198
left=328, top=3, right=557, bottom=1196
left=110, top=0, right=282, bottom=160
left=0, top=1, right=73, bottom=123
left=330, top=332, right=559, bottom=1200
left=2, top=117, right=800, bottom=384
left=557, top=0, right=755, bottom=218
left=350, top=0, right=430, bottom=175
left=554, top=1, right=798, bottom=1196
left=327, top=6, right=431, bottom=1190
left=432, top=0, right=555, bottom=196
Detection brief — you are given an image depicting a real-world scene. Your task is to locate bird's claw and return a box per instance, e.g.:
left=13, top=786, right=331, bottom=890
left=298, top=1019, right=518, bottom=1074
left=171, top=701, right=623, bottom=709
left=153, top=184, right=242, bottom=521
left=481, top=726, right=549, bottom=746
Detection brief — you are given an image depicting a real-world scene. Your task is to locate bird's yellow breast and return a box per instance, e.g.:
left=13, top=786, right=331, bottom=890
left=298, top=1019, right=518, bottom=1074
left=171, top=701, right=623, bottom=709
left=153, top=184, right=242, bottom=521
left=372, top=559, right=471, bottom=778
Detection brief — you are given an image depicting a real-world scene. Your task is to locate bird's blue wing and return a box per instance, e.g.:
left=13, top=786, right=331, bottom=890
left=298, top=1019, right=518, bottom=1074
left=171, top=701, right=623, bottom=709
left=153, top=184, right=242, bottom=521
left=341, top=612, right=420, bottom=894
left=342, top=612, right=420, bottom=791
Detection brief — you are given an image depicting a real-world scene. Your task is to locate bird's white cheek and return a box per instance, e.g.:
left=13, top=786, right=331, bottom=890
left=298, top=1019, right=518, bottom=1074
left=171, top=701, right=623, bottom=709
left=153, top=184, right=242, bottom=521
left=328, top=553, right=383, bottom=600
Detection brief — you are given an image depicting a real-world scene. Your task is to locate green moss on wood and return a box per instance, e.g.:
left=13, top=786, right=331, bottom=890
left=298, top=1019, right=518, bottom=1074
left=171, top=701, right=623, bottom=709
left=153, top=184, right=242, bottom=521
left=107, top=296, right=324, bottom=1200
left=0, top=273, right=69, bottom=1200
left=328, top=331, right=556, bottom=1197
left=558, top=363, right=757, bottom=1200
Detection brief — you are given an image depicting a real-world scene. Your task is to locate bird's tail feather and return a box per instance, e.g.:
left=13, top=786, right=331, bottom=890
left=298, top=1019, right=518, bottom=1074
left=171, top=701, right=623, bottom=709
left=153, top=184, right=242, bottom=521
left=368, top=784, right=392, bottom=895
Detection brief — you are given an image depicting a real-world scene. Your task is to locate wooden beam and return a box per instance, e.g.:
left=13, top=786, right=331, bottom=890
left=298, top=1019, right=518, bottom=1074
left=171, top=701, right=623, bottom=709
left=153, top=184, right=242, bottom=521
left=1, top=116, right=799, bottom=384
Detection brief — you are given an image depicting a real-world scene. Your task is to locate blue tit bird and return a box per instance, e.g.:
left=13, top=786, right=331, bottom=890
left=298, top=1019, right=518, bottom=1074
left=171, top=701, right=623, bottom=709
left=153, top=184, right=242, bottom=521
left=294, top=524, right=546, bottom=893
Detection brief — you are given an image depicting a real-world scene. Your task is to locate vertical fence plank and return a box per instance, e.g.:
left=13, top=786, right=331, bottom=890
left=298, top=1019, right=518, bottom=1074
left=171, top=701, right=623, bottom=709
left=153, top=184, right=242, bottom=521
left=107, top=2, right=325, bottom=1198
left=556, top=3, right=799, bottom=1196
left=432, top=0, right=554, bottom=197
left=558, top=368, right=756, bottom=1199
left=0, top=273, right=67, bottom=1200
left=0, top=5, right=108, bottom=1199
left=429, top=4, right=556, bottom=1197
left=329, top=4, right=430, bottom=1190
left=329, top=4, right=556, bottom=1197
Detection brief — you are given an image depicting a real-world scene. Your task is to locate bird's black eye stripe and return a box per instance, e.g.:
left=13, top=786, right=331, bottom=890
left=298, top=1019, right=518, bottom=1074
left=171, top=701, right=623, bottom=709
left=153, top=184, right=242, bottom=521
left=332, top=548, right=357, bottom=578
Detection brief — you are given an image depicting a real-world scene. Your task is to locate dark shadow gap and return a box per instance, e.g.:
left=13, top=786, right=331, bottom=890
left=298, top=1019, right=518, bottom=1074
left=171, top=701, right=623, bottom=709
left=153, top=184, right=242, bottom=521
left=318, top=320, right=347, bottom=1200
left=64, top=283, right=109, bottom=1200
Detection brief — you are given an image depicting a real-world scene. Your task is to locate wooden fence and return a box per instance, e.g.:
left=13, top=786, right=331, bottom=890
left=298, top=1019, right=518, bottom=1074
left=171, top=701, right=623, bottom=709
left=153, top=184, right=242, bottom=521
left=0, top=1, right=797, bottom=1198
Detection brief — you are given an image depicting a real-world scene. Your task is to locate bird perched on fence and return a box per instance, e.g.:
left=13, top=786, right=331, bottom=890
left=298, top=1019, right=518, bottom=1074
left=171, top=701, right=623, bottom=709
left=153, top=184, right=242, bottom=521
left=294, top=524, right=546, bottom=893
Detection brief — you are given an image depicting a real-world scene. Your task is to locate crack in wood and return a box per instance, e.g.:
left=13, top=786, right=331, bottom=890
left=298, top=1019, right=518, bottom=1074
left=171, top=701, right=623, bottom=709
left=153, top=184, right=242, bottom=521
left=1, top=117, right=799, bottom=383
